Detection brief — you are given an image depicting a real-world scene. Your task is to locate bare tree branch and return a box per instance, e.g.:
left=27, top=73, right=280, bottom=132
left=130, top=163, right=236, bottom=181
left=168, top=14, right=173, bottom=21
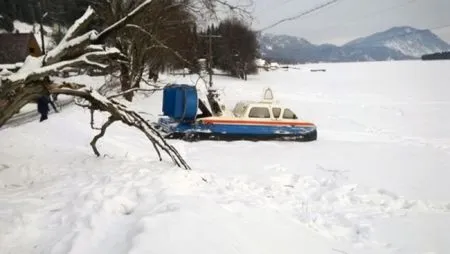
left=43, top=83, right=190, bottom=169
left=90, top=116, right=115, bottom=156
left=90, top=108, right=101, bottom=130
left=215, top=0, right=253, bottom=14
left=93, top=0, right=156, bottom=43
left=140, top=77, right=161, bottom=88
left=126, top=24, right=193, bottom=67
left=107, top=87, right=162, bottom=99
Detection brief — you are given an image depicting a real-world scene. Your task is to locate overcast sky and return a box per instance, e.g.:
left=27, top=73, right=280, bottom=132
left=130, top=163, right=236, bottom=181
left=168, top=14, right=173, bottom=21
left=248, top=0, right=450, bottom=45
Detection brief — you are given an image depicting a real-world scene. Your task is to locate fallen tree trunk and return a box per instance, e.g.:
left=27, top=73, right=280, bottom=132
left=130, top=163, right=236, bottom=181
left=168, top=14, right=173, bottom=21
left=0, top=3, right=191, bottom=169
left=1, top=81, right=190, bottom=169
left=53, top=83, right=190, bottom=169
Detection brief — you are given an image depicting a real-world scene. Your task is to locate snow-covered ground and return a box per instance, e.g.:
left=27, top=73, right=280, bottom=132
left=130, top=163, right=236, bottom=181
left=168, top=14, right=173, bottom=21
left=1, top=60, right=450, bottom=254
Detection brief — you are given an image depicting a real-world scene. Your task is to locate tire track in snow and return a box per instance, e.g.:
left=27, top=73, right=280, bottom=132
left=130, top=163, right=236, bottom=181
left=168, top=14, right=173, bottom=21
left=199, top=165, right=450, bottom=250
left=2, top=157, right=449, bottom=253
left=52, top=164, right=174, bottom=254
left=46, top=160, right=207, bottom=254
left=324, top=115, right=450, bottom=154
left=0, top=158, right=176, bottom=254
left=365, top=126, right=450, bottom=154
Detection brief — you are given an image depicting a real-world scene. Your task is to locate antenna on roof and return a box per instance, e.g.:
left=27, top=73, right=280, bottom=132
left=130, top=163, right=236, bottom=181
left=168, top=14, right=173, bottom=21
left=263, top=87, right=274, bottom=101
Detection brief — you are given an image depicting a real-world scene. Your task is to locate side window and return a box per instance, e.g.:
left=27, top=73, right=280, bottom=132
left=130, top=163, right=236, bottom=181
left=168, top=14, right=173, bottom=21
left=272, top=107, right=281, bottom=118
left=248, top=107, right=270, bottom=118
left=282, top=108, right=297, bottom=119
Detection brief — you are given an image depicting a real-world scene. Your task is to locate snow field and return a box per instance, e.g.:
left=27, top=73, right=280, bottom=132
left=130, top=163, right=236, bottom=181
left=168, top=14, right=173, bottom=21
left=1, top=60, right=450, bottom=254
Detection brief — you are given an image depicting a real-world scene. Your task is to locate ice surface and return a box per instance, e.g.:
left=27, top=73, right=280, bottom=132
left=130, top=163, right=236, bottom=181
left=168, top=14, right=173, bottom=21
left=1, top=60, right=450, bottom=254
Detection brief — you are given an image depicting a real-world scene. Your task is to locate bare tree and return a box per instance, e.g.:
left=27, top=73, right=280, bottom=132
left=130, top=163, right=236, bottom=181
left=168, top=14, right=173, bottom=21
left=89, top=0, right=254, bottom=101
left=88, top=0, right=197, bottom=101
left=0, top=3, right=190, bottom=169
left=0, top=0, right=254, bottom=169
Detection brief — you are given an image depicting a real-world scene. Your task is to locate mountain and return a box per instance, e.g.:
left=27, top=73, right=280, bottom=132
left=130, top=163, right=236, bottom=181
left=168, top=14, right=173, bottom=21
left=258, top=26, right=450, bottom=63
left=345, top=27, right=450, bottom=58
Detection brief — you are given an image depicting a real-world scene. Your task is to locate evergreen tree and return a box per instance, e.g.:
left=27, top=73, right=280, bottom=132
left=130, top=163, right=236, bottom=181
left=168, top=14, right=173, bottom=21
left=422, top=51, right=450, bottom=60
left=0, top=0, right=91, bottom=28
left=200, top=18, right=258, bottom=79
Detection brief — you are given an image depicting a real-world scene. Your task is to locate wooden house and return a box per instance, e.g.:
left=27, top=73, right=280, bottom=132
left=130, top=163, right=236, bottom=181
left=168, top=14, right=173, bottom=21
left=0, top=33, right=42, bottom=71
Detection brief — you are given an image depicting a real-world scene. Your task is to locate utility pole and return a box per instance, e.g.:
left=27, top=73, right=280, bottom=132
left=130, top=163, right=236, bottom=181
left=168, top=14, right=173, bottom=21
left=199, top=26, right=221, bottom=88
left=199, top=26, right=222, bottom=115
left=37, top=0, right=48, bottom=54
left=208, top=30, right=212, bottom=87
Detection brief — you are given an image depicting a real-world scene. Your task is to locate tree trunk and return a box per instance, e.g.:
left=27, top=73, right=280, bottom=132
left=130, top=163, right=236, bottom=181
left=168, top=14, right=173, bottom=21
left=0, top=81, right=49, bottom=127
left=0, top=3, right=193, bottom=170
left=120, top=63, right=133, bottom=102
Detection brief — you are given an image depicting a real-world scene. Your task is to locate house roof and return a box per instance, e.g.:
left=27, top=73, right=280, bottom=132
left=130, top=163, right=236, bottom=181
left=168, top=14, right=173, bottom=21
left=0, top=33, right=36, bottom=64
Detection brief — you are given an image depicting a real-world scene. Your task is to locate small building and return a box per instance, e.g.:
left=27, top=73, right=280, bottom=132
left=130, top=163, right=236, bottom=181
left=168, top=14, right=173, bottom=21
left=0, top=33, right=42, bottom=72
left=254, top=58, right=266, bottom=68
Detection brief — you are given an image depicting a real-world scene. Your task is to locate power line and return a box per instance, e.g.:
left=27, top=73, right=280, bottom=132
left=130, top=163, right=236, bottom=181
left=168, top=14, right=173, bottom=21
left=255, top=0, right=450, bottom=50
left=258, top=0, right=342, bottom=32
left=256, top=0, right=422, bottom=36
left=308, top=0, right=420, bottom=35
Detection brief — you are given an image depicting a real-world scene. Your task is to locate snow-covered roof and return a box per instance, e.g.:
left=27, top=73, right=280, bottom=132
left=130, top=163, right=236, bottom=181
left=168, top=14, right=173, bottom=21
left=255, top=58, right=266, bottom=67
left=270, top=62, right=280, bottom=67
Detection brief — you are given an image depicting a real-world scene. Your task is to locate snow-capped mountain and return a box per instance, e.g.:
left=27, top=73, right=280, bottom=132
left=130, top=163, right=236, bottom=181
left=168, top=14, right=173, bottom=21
left=346, top=26, right=450, bottom=58
left=259, top=26, right=450, bottom=63
left=260, top=33, right=312, bottom=50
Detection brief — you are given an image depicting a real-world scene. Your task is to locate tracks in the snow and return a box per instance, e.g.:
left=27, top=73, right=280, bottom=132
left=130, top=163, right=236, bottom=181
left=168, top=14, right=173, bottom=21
left=323, top=115, right=450, bottom=154
left=200, top=166, right=450, bottom=249
left=2, top=159, right=449, bottom=253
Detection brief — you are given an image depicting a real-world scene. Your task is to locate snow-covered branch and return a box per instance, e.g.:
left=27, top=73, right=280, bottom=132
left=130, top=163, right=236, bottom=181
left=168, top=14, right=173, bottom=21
left=215, top=0, right=253, bottom=14
left=61, top=6, right=96, bottom=43
left=93, top=0, right=154, bottom=43
left=107, top=87, right=161, bottom=99
left=48, top=83, right=189, bottom=169
left=44, top=31, right=98, bottom=65
left=4, top=48, right=121, bottom=86
left=0, top=4, right=192, bottom=169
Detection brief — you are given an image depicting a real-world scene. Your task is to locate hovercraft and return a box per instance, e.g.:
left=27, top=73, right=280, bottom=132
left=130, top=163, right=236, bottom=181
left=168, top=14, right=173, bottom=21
left=155, top=84, right=317, bottom=142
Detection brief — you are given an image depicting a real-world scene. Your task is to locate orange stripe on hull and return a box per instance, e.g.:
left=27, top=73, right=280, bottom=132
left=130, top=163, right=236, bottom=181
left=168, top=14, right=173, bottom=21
left=201, top=119, right=316, bottom=127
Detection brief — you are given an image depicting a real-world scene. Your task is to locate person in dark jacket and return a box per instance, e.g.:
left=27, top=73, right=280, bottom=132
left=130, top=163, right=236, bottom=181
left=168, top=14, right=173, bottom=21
left=37, top=95, right=58, bottom=122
